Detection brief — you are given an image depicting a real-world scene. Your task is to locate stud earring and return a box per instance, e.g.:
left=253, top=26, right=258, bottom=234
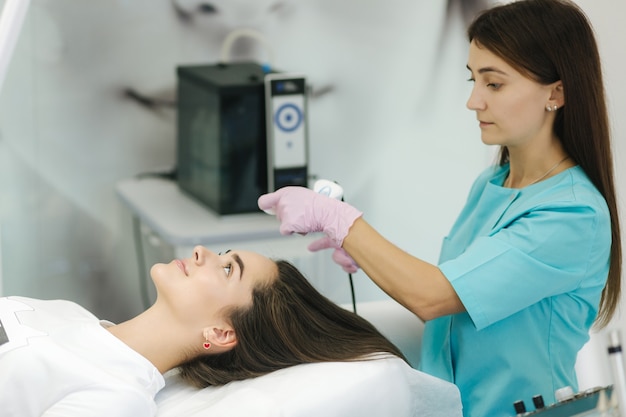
left=546, top=104, right=558, bottom=112
left=203, top=330, right=211, bottom=350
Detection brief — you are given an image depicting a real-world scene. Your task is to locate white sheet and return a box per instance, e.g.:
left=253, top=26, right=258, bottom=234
left=155, top=356, right=462, bottom=417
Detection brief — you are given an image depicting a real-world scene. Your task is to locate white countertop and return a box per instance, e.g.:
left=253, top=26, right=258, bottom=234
left=116, top=177, right=284, bottom=247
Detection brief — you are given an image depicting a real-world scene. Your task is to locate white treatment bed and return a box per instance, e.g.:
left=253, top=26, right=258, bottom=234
left=155, top=300, right=463, bottom=417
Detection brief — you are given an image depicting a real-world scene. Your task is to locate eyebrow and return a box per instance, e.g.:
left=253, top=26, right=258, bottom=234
left=466, top=65, right=508, bottom=76
left=232, top=253, right=244, bottom=280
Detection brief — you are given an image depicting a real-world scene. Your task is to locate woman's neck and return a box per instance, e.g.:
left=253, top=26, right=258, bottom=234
left=504, top=142, right=572, bottom=188
left=107, top=306, right=195, bottom=374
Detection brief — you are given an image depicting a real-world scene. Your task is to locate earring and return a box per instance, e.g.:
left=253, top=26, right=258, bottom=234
left=546, top=104, right=558, bottom=112
left=203, top=330, right=211, bottom=350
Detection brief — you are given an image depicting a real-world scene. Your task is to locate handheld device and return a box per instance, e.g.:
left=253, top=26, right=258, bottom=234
left=262, top=179, right=343, bottom=215
left=312, top=179, right=356, bottom=313
left=313, top=179, right=344, bottom=200
left=262, top=178, right=358, bottom=313
left=265, top=73, right=308, bottom=192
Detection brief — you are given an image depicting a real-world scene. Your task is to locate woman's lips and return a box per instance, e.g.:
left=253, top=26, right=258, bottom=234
left=175, top=259, right=187, bottom=276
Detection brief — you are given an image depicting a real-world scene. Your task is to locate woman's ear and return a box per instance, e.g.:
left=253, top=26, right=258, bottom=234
left=203, top=325, right=238, bottom=350
left=549, top=81, right=565, bottom=108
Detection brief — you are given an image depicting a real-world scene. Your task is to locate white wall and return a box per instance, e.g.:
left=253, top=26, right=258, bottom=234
left=0, top=0, right=489, bottom=318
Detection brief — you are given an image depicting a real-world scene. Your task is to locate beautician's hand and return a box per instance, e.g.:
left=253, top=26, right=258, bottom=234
left=308, top=236, right=359, bottom=273
left=258, top=186, right=363, bottom=247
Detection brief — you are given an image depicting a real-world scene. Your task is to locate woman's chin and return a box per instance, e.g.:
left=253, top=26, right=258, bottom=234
left=149, top=263, right=172, bottom=290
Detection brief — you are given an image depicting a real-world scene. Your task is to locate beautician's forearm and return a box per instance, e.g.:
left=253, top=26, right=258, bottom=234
left=342, top=218, right=465, bottom=321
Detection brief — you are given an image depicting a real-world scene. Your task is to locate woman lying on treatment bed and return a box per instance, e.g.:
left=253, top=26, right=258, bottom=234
left=0, top=246, right=406, bottom=417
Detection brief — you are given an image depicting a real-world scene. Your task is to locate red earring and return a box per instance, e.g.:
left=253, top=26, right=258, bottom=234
left=203, top=330, right=211, bottom=349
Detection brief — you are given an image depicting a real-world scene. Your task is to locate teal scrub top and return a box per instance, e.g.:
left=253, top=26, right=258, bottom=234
left=420, top=165, right=611, bottom=417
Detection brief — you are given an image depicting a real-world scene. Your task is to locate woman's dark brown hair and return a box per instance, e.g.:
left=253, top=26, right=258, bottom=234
left=178, top=260, right=407, bottom=387
left=468, top=0, right=621, bottom=327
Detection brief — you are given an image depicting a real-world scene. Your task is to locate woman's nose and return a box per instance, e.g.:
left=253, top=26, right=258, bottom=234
left=466, top=87, right=485, bottom=111
left=192, top=245, right=211, bottom=264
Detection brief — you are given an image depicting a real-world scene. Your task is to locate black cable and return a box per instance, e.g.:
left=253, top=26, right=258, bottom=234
left=132, top=216, right=152, bottom=309
left=122, top=88, right=176, bottom=109
left=135, top=169, right=177, bottom=181
left=338, top=193, right=357, bottom=314
left=348, top=272, right=357, bottom=314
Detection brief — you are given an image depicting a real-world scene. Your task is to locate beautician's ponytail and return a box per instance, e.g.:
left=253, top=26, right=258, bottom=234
left=178, top=260, right=406, bottom=387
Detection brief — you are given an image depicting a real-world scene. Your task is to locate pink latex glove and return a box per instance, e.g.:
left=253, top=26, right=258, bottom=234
left=258, top=186, right=363, bottom=247
left=308, top=236, right=359, bottom=274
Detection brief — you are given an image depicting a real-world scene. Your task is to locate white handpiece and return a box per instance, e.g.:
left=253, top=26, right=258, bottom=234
left=313, top=179, right=344, bottom=200
left=262, top=179, right=344, bottom=215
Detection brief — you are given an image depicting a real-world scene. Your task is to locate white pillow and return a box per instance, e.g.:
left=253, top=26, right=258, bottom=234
left=155, top=356, right=462, bottom=417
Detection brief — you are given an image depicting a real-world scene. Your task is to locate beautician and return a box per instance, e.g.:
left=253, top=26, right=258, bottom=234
left=258, top=1, right=622, bottom=416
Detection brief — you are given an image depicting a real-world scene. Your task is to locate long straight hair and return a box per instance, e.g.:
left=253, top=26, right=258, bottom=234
left=468, top=0, right=621, bottom=327
left=178, top=260, right=407, bottom=387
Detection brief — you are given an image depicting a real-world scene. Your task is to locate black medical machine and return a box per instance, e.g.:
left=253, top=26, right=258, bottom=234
left=176, top=62, right=308, bottom=215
